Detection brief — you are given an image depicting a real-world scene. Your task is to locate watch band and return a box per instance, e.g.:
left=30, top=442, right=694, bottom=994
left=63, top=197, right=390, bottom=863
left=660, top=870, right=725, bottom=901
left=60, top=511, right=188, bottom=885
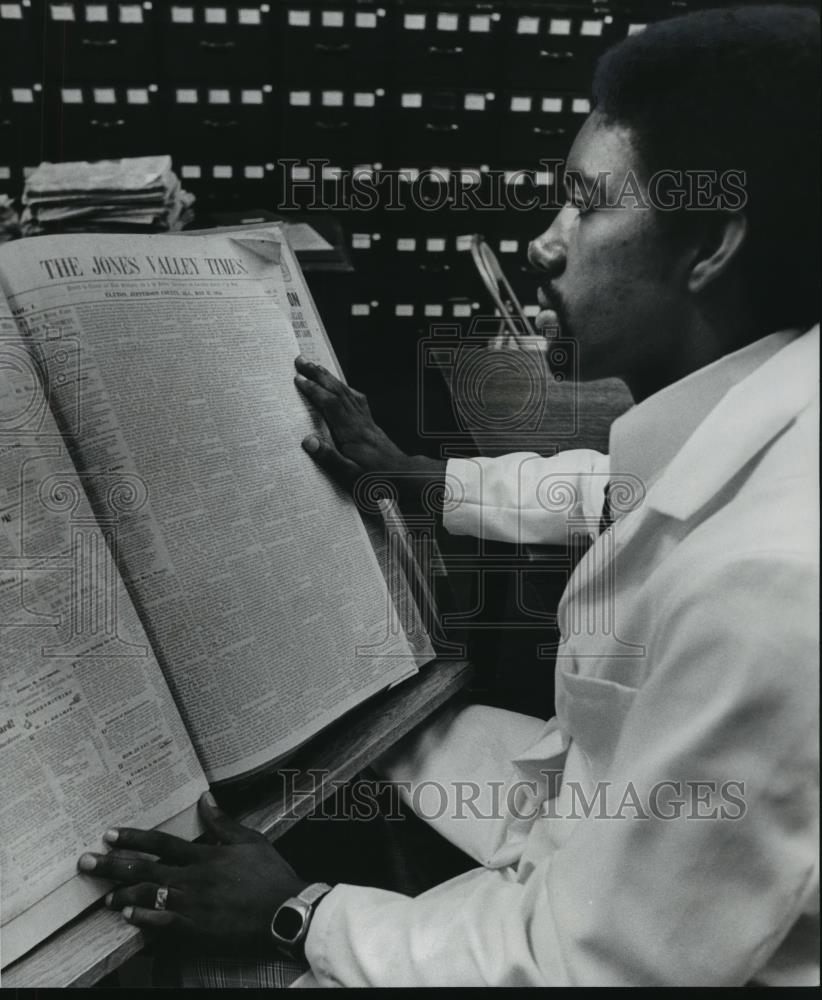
left=270, top=882, right=333, bottom=961
left=298, top=882, right=334, bottom=908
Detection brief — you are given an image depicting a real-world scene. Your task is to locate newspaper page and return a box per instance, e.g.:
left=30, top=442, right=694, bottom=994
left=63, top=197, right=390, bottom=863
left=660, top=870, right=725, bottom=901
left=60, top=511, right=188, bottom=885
left=0, top=291, right=208, bottom=968
left=189, top=224, right=437, bottom=673
left=272, top=232, right=437, bottom=673
left=0, top=234, right=422, bottom=785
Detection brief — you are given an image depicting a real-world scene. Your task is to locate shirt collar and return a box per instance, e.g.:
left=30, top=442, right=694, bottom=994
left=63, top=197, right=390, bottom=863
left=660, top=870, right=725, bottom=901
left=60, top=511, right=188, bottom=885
left=608, top=328, right=804, bottom=504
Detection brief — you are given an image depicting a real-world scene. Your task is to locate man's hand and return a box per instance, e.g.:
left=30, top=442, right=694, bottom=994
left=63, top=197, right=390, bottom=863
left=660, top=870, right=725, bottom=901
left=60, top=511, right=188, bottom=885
left=77, top=792, right=308, bottom=952
left=294, top=355, right=410, bottom=487
left=294, top=356, right=446, bottom=508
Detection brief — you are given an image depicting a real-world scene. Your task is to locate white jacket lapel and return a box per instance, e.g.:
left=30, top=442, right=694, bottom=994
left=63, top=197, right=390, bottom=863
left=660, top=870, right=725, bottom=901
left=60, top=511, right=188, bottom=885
left=648, top=326, right=818, bottom=522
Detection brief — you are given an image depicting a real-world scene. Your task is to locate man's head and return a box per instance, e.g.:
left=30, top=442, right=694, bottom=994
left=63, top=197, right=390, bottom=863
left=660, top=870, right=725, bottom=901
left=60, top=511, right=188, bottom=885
left=528, top=5, right=820, bottom=400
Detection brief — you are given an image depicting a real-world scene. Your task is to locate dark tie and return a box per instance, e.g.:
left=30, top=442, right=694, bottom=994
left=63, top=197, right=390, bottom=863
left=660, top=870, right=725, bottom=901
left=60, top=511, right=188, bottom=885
left=598, top=482, right=614, bottom=535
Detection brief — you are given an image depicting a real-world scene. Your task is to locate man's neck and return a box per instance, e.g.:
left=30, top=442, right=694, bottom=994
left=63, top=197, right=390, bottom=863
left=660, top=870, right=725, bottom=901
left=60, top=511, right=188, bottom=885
left=625, top=307, right=762, bottom=403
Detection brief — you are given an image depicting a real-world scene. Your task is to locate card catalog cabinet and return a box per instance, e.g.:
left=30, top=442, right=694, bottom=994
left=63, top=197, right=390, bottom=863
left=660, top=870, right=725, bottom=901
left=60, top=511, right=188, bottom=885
left=164, top=82, right=277, bottom=157
left=56, top=82, right=161, bottom=159
left=281, top=85, right=388, bottom=159
left=0, top=2, right=39, bottom=80
left=53, top=2, right=160, bottom=81
left=0, top=84, right=44, bottom=166
left=279, top=3, right=389, bottom=83
left=158, top=2, right=276, bottom=82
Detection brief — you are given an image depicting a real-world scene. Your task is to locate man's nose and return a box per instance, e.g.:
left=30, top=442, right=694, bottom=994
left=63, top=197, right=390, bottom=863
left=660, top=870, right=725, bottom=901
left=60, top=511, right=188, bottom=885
left=527, top=219, right=567, bottom=277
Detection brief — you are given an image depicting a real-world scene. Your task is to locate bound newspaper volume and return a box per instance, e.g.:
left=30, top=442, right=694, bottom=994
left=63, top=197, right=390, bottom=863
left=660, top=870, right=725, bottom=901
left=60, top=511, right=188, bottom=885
left=0, top=226, right=434, bottom=967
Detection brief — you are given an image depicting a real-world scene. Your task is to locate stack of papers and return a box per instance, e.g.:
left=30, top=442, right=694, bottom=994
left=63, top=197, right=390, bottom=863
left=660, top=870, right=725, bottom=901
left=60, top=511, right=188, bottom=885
left=21, top=155, right=195, bottom=235
left=0, top=194, right=21, bottom=244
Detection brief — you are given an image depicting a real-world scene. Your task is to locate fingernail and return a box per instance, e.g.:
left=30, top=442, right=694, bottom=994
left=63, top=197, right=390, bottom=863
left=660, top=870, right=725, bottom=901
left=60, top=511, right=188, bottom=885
left=302, top=435, right=319, bottom=454
left=103, top=829, right=119, bottom=845
left=295, top=354, right=305, bottom=365
left=78, top=854, right=97, bottom=872
left=122, top=906, right=134, bottom=922
left=203, top=790, right=217, bottom=807
left=294, top=373, right=307, bottom=384
left=105, top=893, right=114, bottom=908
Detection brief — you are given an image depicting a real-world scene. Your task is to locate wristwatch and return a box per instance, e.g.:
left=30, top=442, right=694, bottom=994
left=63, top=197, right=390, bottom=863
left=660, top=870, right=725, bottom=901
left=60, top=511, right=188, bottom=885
left=270, top=882, right=334, bottom=961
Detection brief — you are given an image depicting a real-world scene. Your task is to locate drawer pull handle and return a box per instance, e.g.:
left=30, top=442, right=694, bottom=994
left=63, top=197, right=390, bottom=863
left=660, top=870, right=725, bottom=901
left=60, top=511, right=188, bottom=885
left=424, top=121, right=459, bottom=132
left=315, top=120, right=350, bottom=130
left=314, top=42, right=351, bottom=53
left=538, top=49, right=574, bottom=60
left=531, top=125, right=567, bottom=137
left=203, top=118, right=239, bottom=129
left=199, top=39, right=236, bottom=50
left=81, top=37, right=118, bottom=47
left=428, top=45, right=463, bottom=56
left=90, top=118, right=125, bottom=128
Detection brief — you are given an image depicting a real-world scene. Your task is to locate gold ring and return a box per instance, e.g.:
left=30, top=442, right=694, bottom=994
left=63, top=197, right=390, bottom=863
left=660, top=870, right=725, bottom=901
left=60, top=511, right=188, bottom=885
left=154, top=886, right=169, bottom=911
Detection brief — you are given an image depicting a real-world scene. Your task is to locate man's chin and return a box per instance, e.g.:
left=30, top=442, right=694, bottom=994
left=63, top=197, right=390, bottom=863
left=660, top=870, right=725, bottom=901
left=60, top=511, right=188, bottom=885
left=534, top=308, right=561, bottom=334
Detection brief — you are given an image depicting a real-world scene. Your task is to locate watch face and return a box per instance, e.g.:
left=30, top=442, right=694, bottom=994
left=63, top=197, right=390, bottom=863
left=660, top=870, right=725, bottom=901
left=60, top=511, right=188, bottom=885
left=273, top=905, right=304, bottom=943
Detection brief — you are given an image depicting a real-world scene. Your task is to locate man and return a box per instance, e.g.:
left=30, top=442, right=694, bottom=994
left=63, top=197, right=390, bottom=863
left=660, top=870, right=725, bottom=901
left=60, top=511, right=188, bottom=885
left=78, top=6, right=819, bottom=986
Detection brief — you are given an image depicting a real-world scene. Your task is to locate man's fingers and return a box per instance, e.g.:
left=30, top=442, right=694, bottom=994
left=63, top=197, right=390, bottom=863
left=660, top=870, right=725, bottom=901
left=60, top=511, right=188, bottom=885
left=198, top=791, right=262, bottom=845
left=103, top=827, right=207, bottom=865
left=78, top=851, right=173, bottom=885
left=302, top=434, right=361, bottom=488
left=294, top=356, right=344, bottom=395
left=107, top=882, right=185, bottom=912
left=122, top=905, right=194, bottom=934
left=294, top=372, right=339, bottom=415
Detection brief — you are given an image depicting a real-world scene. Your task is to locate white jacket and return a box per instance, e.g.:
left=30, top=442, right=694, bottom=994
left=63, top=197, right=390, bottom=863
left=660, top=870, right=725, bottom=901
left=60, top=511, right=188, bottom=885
left=299, top=327, right=819, bottom=987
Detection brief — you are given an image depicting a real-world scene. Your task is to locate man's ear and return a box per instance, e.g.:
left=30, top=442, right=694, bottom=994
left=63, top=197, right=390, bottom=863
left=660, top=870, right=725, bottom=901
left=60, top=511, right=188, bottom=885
left=687, top=211, right=748, bottom=295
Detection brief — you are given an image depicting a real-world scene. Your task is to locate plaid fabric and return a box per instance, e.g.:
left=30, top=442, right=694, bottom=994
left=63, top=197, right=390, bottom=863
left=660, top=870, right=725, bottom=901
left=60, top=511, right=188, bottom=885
left=154, top=954, right=308, bottom=988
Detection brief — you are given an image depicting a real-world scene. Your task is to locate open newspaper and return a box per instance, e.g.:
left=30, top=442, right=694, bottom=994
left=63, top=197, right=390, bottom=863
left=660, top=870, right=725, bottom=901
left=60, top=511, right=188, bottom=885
left=0, top=227, right=433, bottom=967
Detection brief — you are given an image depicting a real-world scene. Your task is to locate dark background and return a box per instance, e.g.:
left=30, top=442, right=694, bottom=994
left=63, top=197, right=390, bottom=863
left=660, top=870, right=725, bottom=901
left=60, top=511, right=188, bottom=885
left=4, top=0, right=809, bottom=383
